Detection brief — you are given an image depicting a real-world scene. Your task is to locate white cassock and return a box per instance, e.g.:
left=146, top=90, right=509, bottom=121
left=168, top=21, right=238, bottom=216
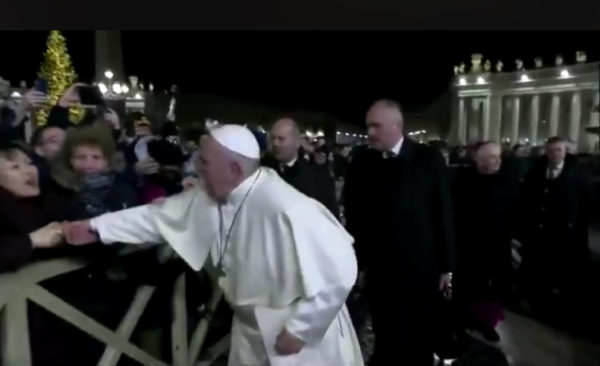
left=90, top=167, right=364, bottom=366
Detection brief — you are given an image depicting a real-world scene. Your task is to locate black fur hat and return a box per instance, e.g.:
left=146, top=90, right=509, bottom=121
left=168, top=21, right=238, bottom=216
left=147, top=138, right=186, bottom=167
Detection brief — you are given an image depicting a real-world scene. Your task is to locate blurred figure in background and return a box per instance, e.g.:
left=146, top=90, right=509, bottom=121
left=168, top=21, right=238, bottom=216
left=135, top=122, right=187, bottom=204
left=333, top=143, right=351, bottom=180
left=566, top=138, right=578, bottom=155
left=0, top=89, right=47, bottom=141
left=449, top=145, right=469, bottom=168
left=505, top=144, right=532, bottom=185
left=299, top=135, right=314, bottom=162
left=453, top=142, right=519, bottom=343
left=262, top=117, right=339, bottom=217
left=30, top=124, right=67, bottom=188
left=521, top=136, right=595, bottom=326
left=249, top=127, right=268, bottom=158
left=134, top=114, right=153, bottom=138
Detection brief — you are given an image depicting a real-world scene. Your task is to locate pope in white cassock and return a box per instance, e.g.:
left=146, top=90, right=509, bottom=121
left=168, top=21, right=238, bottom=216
left=64, top=124, right=364, bottom=366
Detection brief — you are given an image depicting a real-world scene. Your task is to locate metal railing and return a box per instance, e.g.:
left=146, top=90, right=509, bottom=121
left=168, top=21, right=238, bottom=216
left=0, top=251, right=228, bottom=366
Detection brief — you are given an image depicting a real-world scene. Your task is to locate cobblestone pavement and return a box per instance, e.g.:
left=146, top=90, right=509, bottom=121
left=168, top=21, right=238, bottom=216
left=498, top=311, right=600, bottom=366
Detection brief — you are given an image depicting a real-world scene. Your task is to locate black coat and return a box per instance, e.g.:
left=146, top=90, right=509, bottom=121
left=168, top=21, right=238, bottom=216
left=344, top=138, right=456, bottom=363
left=452, top=167, right=519, bottom=299
left=262, top=155, right=339, bottom=218
left=521, top=155, right=594, bottom=268
left=333, top=153, right=349, bottom=179
left=0, top=187, right=68, bottom=272
left=343, top=138, right=455, bottom=284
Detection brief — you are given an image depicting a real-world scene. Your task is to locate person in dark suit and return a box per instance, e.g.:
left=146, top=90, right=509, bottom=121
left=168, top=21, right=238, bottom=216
left=333, top=143, right=351, bottom=180
left=261, top=117, right=339, bottom=217
left=453, top=142, right=519, bottom=343
left=343, top=100, right=455, bottom=366
left=521, top=136, right=595, bottom=322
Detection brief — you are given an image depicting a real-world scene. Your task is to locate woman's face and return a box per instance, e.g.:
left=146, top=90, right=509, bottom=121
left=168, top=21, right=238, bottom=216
left=0, top=149, right=40, bottom=198
left=70, top=145, right=109, bottom=176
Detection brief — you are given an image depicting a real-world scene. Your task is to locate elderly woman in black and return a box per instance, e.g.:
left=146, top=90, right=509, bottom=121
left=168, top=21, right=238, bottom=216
left=49, top=124, right=138, bottom=219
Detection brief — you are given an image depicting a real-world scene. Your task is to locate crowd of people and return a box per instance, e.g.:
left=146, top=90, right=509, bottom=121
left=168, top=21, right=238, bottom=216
left=0, top=83, right=599, bottom=366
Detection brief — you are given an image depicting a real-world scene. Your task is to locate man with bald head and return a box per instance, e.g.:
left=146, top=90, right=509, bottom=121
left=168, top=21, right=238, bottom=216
left=453, top=141, right=519, bottom=343
left=343, top=100, right=455, bottom=365
left=262, top=117, right=339, bottom=217
left=64, top=124, right=363, bottom=366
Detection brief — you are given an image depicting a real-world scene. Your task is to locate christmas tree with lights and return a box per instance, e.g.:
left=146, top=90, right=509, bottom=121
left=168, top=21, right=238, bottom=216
left=36, top=30, right=82, bottom=125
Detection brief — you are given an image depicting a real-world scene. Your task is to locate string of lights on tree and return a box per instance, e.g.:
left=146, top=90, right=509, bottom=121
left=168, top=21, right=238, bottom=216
left=36, top=30, right=83, bottom=125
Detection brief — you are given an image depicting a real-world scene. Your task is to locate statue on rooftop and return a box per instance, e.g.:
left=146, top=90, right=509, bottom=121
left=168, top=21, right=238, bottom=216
left=129, top=76, right=139, bottom=90
left=555, top=54, right=564, bottom=66
left=495, top=60, right=504, bottom=72
left=470, top=53, right=483, bottom=73
left=515, top=59, right=524, bottom=71
left=483, top=59, right=492, bottom=72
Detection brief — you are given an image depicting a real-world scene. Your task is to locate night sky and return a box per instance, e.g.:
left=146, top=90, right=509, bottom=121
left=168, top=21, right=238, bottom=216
left=1, top=31, right=598, bottom=125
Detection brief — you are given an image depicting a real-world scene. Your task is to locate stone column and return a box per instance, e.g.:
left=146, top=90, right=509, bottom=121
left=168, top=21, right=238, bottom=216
left=481, top=97, right=491, bottom=140
left=549, top=94, right=561, bottom=137
left=510, top=96, right=520, bottom=144
left=457, top=97, right=466, bottom=145
left=469, top=98, right=481, bottom=143
left=489, top=94, right=502, bottom=142
left=95, top=31, right=125, bottom=82
left=529, top=94, right=540, bottom=145
left=583, top=91, right=600, bottom=152
left=569, top=91, right=581, bottom=143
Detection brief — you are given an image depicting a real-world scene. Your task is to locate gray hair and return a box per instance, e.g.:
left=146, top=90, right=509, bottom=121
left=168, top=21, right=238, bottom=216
left=371, top=99, right=404, bottom=125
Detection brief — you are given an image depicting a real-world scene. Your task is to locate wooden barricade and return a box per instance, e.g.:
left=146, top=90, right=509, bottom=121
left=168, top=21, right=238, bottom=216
left=0, top=252, right=227, bottom=366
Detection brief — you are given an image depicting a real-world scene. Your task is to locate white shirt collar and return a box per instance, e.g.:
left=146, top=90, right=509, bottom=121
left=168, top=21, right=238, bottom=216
left=284, top=156, right=298, bottom=168
left=547, top=160, right=565, bottom=179
left=390, top=136, right=404, bottom=155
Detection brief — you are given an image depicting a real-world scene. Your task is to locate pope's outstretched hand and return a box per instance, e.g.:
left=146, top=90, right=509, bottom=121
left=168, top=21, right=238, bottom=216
left=63, top=220, right=97, bottom=246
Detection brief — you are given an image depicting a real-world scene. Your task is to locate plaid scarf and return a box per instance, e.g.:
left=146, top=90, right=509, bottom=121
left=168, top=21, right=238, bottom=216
left=79, top=172, right=116, bottom=217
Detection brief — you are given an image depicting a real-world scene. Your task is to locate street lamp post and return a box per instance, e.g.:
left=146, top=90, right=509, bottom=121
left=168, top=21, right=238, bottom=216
left=104, top=69, right=114, bottom=92
left=96, top=69, right=145, bottom=112
left=99, top=69, right=128, bottom=100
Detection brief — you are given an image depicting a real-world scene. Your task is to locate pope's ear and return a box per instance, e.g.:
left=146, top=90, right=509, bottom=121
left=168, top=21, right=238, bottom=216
left=229, top=160, right=244, bottom=178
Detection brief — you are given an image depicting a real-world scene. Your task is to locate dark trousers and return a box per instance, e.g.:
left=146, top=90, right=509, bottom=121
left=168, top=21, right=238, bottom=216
left=367, top=276, right=436, bottom=366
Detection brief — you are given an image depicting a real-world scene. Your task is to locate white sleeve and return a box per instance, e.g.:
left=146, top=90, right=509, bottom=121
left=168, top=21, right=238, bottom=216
left=283, top=202, right=358, bottom=346
left=285, top=284, right=350, bottom=346
left=90, top=205, right=164, bottom=244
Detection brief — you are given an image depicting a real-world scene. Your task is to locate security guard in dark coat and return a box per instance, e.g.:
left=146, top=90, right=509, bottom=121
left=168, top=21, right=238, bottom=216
left=521, top=136, right=595, bottom=318
left=261, top=117, right=339, bottom=218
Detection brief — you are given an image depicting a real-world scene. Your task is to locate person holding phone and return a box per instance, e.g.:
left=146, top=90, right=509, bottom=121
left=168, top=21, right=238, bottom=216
left=45, top=83, right=89, bottom=128
left=0, top=88, right=46, bottom=142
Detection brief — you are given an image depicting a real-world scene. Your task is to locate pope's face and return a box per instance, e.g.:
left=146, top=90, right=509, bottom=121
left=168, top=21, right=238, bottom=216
left=197, top=136, right=234, bottom=200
